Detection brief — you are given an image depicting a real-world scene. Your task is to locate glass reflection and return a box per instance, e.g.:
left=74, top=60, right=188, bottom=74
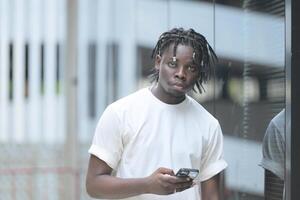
left=260, top=109, right=285, bottom=199
left=214, top=0, right=285, bottom=199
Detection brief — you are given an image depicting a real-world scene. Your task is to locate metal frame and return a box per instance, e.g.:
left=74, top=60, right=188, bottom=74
left=285, top=0, right=291, bottom=199
left=286, top=0, right=300, bottom=199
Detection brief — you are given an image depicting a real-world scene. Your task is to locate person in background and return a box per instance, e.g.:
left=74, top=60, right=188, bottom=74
left=260, top=109, right=285, bottom=200
left=86, top=27, right=227, bottom=200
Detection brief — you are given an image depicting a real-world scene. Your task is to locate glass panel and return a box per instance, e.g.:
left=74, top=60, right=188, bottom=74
left=136, top=0, right=216, bottom=112
left=168, top=0, right=216, bottom=113
left=136, top=0, right=169, bottom=89
left=214, top=0, right=285, bottom=199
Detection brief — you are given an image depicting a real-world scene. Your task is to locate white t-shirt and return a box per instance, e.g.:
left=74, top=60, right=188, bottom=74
left=260, top=109, right=285, bottom=180
left=260, top=109, right=286, bottom=199
left=89, top=88, right=227, bottom=200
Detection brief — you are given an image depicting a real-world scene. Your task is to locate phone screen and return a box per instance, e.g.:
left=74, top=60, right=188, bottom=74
left=176, top=168, right=199, bottom=179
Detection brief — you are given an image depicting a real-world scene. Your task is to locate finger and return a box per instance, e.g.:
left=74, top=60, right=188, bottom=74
left=163, top=184, right=176, bottom=195
left=175, top=176, right=192, bottom=183
left=175, top=185, right=192, bottom=192
left=175, top=181, right=195, bottom=193
left=158, top=167, right=174, bottom=176
left=165, top=175, right=192, bottom=185
left=175, top=181, right=194, bottom=190
left=163, top=174, right=181, bottom=184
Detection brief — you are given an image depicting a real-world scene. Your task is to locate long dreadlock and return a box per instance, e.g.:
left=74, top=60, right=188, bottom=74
left=150, top=27, right=218, bottom=93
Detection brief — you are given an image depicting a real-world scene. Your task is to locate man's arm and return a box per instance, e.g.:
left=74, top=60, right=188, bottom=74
left=264, top=169, right=284, bottom=200
left=86, top=155, right=194, bottom=199
left=201, top=173, right=221, bottom=200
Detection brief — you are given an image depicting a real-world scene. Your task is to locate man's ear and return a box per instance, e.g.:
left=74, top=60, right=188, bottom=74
left=154, top=55, right=162, bottom=70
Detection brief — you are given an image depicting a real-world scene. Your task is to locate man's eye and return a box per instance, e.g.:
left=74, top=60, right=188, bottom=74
left=188, top=66, right=197, bottom=72
left=168, top=62, right=176, bottom=67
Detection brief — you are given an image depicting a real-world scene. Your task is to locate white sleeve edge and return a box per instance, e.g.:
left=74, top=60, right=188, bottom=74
left=260, top=158, right=284, bottom=180
left=199, top=160, right=228, bottom=182
left=88, top=144, right=118, bottom=170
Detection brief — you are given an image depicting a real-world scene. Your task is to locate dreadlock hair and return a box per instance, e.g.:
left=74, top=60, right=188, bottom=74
left=150, top=27, right=218, bottom=93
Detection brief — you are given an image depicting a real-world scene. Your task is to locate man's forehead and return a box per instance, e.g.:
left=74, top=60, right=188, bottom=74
left=163, top=44, right=194, bottom=55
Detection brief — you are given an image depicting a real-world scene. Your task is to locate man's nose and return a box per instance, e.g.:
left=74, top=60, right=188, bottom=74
left=175, top=66, right=186, bottom=80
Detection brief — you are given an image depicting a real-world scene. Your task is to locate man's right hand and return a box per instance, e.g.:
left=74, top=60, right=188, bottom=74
left=145, top=167, right=194, bottom=195
left=86, top=156, right=195, bottom=199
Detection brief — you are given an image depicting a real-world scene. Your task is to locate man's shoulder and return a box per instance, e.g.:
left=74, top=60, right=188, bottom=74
left=267, top=109, right=285, bottom=139
left=186, top=96, right=219, bottom=125
left=187, top=96, right=215, bottom=116
left=270, top=109, right=285, bottom=129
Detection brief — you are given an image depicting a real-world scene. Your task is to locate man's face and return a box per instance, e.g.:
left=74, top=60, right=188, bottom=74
left=155, top=44, right=200, bottom=99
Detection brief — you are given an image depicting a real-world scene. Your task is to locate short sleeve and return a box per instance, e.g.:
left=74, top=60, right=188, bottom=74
left=260, top=121, right=285, bottom=180
left=199, top=122, right=227, bottom=182
left=88, top=105, right=123, bottom=170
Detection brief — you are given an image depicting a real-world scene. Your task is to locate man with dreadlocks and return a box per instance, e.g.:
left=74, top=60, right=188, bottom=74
left=86, top=28, right=227, bottom=200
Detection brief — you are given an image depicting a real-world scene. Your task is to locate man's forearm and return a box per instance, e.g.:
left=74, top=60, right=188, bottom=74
left=86, top=174, right=149, bottom=199
left=201, top=174, right=221, bottom=200
left=202, top=191, right=219, bottom=200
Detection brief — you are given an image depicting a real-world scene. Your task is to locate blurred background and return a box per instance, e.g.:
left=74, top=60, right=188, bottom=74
left=0, top=0, right=287, bottom=199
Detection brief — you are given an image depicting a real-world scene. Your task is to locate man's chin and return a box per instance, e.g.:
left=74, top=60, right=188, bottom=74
left=169, top=88, right=187, bottom=97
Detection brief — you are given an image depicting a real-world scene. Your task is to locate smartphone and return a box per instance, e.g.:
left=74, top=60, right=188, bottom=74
left=175, top=168, right=199, bottom=179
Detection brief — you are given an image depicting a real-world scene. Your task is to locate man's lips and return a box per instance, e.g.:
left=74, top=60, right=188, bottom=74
left=173, top=82, right=186, bottom=88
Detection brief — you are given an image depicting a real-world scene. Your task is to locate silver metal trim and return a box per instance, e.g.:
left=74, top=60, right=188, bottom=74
left=285, top=0, right=291, bottom=199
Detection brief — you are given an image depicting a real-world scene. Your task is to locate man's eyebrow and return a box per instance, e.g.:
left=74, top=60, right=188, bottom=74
left=185, top=60, right=196, bottom=64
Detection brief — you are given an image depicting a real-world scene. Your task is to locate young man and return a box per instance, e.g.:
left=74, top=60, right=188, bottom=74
left=86, top=28, right=227, bottom=200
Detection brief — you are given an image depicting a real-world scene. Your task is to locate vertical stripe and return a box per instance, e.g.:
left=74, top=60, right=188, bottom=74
left=13, top=0, right=25, bottom=143
left=0, top=0, right=9, bottom=142
left=44, top=0, right=58, bottom=144
left=28, top=0, right=42, bottom=143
